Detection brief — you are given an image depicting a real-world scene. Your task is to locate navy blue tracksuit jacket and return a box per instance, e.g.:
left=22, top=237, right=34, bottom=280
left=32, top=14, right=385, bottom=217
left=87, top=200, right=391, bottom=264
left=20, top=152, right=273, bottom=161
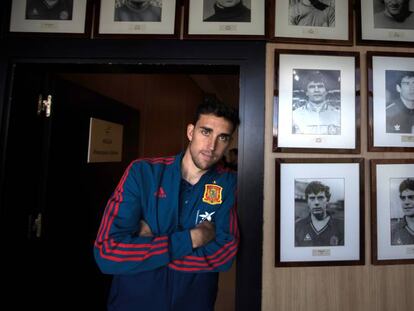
left=94, top=153, right=238, bottom=310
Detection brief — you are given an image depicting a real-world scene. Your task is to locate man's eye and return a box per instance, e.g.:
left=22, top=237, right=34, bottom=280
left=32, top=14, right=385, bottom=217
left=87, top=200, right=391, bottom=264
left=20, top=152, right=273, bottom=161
left=201, top=129, right=209, bottom=135
left=219, top=135, right=229, bottom=142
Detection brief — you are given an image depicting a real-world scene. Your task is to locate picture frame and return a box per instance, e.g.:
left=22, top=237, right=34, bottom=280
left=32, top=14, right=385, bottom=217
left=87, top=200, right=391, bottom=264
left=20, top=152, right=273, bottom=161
left=94, top=0, right=180, bottom=38
left=371, top=159, right=414, bottom=265
left=367, top=52, right=414, bottom=151
left=273, top=50, right=360, bottom=153
left=8, top=0, right=92, bottom=37
left=184, top=0, right=266, bottom=39
left=269, top=0, right=353, bottom=45
left=356, top=0, right=414, bottom=46
left=275, top=158, right=365, bottom=267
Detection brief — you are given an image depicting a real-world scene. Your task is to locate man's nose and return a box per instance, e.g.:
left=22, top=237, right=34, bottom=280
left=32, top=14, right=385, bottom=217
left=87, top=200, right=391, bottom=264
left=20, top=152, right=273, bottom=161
left=207, top=136, right=217, bottom=151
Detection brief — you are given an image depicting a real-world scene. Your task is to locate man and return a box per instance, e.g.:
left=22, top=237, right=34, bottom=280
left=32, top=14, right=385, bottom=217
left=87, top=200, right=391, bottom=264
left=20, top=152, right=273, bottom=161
left=115, top=0, right=161, bottom=22
left=292, top=71, right=341, bottom=135
left=391, top=178, right=414, bottom=245
left=94, top=99, right=239, bottom=311
left=295, top=181, right=344, bottom=247
left=386, top=71, right=414, bottom=133
left=374, top=0, right=414, bottom=29
left=204, top=0, right=251, bottom=22
left=289, top=0, right=335, bottom=27
left=25, top=0, right=73, bottom=20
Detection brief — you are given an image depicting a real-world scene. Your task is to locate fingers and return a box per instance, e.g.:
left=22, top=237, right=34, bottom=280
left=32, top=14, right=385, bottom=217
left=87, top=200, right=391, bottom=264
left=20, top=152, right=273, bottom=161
left=139, top=220, right=154, bottom=237
left=190, top=221, right=216, bottom=248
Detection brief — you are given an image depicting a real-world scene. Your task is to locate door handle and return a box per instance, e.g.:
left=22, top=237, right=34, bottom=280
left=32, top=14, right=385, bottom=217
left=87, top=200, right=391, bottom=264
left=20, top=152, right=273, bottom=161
left=37, top=94, right=52, bottom=117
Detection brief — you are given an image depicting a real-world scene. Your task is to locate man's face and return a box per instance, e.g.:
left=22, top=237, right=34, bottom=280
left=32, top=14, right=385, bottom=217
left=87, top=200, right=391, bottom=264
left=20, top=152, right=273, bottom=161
left=216, top=0, right=241, bottom=8
left=400, top=189, right=414, bottom=217
left=186, top=114, right=233, bottom=171
left=384, top=0, right=406, bottom=16
left=306, top=81, right=328, bottom=104
left=307, top=191, right=329, bottom=220
left=397, top=76, right=414, bottom=102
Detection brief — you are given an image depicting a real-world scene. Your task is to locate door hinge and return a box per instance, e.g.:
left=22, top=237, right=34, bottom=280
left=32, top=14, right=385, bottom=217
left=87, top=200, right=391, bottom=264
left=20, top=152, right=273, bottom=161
left=28, top=213, right=42, bottom=239
left=37, top=94, right=52, bottom=117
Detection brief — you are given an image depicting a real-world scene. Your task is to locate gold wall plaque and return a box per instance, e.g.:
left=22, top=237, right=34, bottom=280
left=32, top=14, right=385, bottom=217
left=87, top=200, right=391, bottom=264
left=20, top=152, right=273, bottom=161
left=87, top=118, right=123, bottom=163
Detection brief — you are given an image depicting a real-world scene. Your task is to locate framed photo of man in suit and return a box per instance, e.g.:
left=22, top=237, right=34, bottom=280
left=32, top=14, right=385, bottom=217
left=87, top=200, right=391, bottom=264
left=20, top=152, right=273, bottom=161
left=184, top=0, right=266, bottom=39
left=371, top=159, right=414, bottom=264
left=95, top=0, right=180, bottom=38
left=273, top=50, right=360, bottom=153
left=8, top=0, right=91, bottom=35
left=275, top=158, right=364, bottom=267
left=368, top=52, right=414, bottom=151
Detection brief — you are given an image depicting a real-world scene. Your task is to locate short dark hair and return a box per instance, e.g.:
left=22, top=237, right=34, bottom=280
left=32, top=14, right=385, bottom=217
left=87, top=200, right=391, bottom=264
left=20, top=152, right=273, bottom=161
left=305, top=181, right=331, bottom=201
left=194, top=96, right=240, bottom=131
left=399, top=178, right=414, bottom=194
left=303, top=71, right=328, bottom=90
left=396, top=71, right=414, bottom=86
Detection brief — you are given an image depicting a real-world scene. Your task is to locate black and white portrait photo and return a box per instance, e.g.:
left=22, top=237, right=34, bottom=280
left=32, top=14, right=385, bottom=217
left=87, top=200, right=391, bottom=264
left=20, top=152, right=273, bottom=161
left=385, top=70, right=414, bottom=134
left=390, top=178, right=414, bottom=245
left=25, top=0, right=74, bottom=20
left=288, top=0, right=335, bottom=27
left=294, top=179, right=345, bottom=247
left=374, top=0, right=414, bottom=30
left=291, top=69, right=341, bottom=135
left=114, top=0, right=162, bottom=22
left=203, top=0, right=251, bottom=22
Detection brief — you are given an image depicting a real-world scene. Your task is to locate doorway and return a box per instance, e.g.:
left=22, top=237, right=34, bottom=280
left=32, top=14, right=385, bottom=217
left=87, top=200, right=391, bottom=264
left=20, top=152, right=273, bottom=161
left=0, top=39, right=265, bottom=311
left=1, top=62, right=239, bottom=309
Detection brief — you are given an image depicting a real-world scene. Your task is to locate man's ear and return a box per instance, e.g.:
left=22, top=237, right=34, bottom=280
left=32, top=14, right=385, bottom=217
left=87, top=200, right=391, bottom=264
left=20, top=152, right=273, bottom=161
left=187, top=124, right=195, bottom=142
left=396, top=84, right=401, bottom=94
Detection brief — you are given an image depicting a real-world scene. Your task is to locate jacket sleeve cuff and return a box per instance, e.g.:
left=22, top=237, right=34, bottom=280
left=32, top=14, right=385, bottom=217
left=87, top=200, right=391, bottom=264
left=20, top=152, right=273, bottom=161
left=169, top=230, right=193, bottom=260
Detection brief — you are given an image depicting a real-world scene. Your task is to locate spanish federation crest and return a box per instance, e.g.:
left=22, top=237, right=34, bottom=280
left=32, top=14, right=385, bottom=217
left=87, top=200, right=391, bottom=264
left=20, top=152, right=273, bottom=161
left=202, top=184, right=223, bottom=205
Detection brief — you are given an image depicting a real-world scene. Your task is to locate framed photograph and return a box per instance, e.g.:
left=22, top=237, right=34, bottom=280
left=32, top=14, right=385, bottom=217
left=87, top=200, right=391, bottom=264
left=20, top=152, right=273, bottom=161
left=273, top=50, right=360, bottom=153
left=184, top=0, right=266, bottom=39
left=371, top=159, right=414, bottom=265
left=270, top=0, right=353, bottom=45
left=356, top=0, right=414, bottom=46
left=95, top=0, right=180, bottom=38
left=367, top=52, right=414, bottom=151
left=8, top=0, right=92, bottom=36
left=275, top=158, right=364, bottom=267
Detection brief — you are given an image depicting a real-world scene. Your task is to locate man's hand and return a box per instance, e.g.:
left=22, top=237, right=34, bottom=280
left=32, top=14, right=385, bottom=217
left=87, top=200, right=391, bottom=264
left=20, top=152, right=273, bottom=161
left=139, top=220, right=154, bottom=237
left=190, top=221, right=216, bottom=249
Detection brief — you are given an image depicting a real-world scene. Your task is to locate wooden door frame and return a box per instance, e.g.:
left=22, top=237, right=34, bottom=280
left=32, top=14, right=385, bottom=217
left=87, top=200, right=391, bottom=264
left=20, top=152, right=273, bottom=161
left=0, top=38, right=265, bottom=311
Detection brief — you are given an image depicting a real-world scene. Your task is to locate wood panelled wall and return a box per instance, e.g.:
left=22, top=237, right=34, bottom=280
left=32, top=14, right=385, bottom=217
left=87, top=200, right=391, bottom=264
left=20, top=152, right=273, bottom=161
left=61, top=73, right=203, bottom=157
left=263, top=43, right=414, bottom=311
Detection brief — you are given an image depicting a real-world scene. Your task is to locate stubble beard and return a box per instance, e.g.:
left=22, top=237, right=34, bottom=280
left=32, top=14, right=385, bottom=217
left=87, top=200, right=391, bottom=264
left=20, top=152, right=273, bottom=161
left=190, top=148, right=219, bottom=171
